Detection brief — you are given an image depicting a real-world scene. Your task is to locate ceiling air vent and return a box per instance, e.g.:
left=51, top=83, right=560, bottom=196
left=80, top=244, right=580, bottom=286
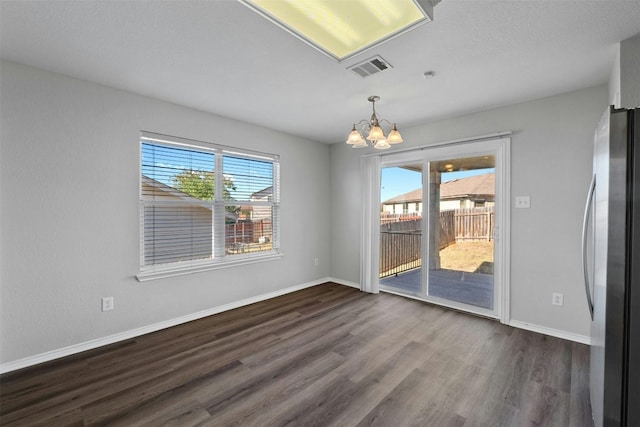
left=347, top=56, right=392, bottom=78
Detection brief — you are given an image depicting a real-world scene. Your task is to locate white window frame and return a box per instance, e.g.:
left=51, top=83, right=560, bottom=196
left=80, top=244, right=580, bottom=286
left=137, top=131, right=281, bottom=281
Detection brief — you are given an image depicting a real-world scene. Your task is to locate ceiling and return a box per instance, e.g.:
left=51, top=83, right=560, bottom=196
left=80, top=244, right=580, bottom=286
left=2, top=1, right=640, bottom=144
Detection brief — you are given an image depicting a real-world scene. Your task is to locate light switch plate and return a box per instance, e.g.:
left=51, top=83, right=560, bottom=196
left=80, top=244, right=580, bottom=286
left=101, top=296, right=114, bottom=312
left=515, top=196, right=530, bottom=208
left=552, top=292, right=564, bottom=306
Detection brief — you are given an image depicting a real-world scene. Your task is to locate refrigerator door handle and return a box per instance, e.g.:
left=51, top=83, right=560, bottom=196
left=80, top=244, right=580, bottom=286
left=582, top=173, right=596, bottom=320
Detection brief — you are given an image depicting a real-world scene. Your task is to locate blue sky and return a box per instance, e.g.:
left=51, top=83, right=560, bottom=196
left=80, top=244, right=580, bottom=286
left=141, top=143, right=273, bottom=200
left=380, top=166, right=495, bottom=202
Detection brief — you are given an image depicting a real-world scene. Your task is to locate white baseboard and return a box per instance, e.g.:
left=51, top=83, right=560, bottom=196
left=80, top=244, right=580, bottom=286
left=0, top=277, right=337, bottom=374
left=508, top=319, right=591, bottom=345
left=327, top=277, right=361, bottom=289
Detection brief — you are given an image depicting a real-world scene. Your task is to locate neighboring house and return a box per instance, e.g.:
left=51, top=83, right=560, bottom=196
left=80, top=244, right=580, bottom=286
left=381, top=188, right=422, bottom=215
left=381, top=172, right=495, bottom=213
left=239, top=186, right=273, bottom=222
left=141, top=176, right=238, bottom=264
left=440, top=172, right=495, bottom=210
left=142, top=175, right=239, bottom=221
left=233, top=186, right=274, bottom=245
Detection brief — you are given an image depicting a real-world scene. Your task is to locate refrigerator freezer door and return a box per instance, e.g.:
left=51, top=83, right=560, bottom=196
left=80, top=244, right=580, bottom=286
left=603, top=108, right=631, bottom=426
left=627, top=108, right=640, bottom=427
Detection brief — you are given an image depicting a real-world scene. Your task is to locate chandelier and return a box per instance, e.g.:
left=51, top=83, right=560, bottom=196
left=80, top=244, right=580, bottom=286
left=346, top=96, right=403, bottom=149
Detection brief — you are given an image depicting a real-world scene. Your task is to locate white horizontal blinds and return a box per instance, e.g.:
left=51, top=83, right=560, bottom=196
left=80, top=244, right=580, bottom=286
left=271, top=161, right=281, bottom=249
left=139, top=132, right=280, bottom=273
left=141, top=141, right=215, bottom=267
left=142, top=204, right=213, bottom=265
left=222, top=154, right=278, bottom=256
left=223, top=155, right=274, bottom=201
left=141, top=143, right=215, bottom=199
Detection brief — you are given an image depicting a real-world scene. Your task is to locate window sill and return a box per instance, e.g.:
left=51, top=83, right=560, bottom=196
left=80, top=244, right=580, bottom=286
left=136, top=251, right=283, bottom=282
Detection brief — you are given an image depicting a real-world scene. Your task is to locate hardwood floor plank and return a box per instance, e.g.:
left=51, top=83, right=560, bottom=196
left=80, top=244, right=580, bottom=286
left=530, top=335, right=573, bottom=393
left=498, top=330, right=540, bottom=408
left=569, top=342, right=593, bottom=427
left=410, top=408, right=467, bottom=427
left=0, top=283, right=593, bottom=427
left=79, top=333, right=279, bottom=426
left=462, top=398, right=520, bottom=427
left=406, top=360, right=481, bottom=425
left=299, top=340, right=436, bottom=426
left=1, top=355, right=175, bottom=425
left=344, top=319, right=427, bottom=384
left=203, top=351, right=346, bottom=426
left=201, top=334, right=350, bottom=415
left=103, top=398, right=211, bottom=427
left=517, top=381, right=569, bottom=427
left=3, top=309, right=294, bottom=420
left=354, top=367, right=441, bottom=427
left=239, top=306, right=358, bottom=369
left=88, top=361, right=244, bottom=427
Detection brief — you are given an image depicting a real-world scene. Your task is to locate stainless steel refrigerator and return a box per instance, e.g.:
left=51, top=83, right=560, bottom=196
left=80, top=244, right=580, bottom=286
left=583, top=106, right=639, bottom=427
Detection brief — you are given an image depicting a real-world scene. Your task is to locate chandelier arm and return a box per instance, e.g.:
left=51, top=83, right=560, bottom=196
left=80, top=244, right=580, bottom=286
left=354, top=119, right=370, bottom=133
left=378, top=118, right=395, bottom=127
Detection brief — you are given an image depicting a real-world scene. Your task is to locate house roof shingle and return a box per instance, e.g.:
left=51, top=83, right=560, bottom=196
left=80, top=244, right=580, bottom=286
left=382, top=172, right=495, bottom=204
left=440, top=172, right=495, bottom=200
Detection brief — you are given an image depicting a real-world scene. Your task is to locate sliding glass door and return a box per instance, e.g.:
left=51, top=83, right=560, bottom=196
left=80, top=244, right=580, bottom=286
left=380, top=164, right=423, bottom=295
left=376, top=137, right=509, bottom=320
left=426, top=155, right=495, bottom=311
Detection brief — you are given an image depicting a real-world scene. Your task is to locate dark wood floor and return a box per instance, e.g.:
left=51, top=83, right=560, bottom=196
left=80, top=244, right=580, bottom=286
left=0, top=283, right=592, bottom=427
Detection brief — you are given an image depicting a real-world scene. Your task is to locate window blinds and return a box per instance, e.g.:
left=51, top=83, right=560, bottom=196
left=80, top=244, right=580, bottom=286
left=139, top=132, right=280, bottom=274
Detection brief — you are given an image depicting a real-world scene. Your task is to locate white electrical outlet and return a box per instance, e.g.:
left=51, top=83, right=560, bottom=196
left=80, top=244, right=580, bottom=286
left=515, top=196, right=531, bottom=208
left=552, top=292, right=564, bottom=306
left=314, top=258, right=319, bottom=266
left=102, top=296, right=114, bottom=312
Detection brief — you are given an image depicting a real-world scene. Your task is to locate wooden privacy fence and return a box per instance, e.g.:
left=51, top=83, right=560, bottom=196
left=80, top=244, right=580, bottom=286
left=436, top=207, right=495, bottom=248
left=380, top=212, right=421, bottom=225
left=439, top=210, right=456, bottom=249
left=379, top=207, right=494, bottom=277
left=225, top=219, right=272, bottom=246
left=452, top=207, right=494, bottom=242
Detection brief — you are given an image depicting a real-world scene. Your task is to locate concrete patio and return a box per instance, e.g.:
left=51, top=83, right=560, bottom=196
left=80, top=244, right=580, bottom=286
left=380, top=267, right=494, bottom=310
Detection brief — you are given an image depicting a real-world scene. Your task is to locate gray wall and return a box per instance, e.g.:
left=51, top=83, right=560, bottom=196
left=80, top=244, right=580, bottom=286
left=620, top=33, right=640, bottom=108
left=331, top=85, right=608, bottom=338
left=0, top=61, right=331, bottom=365
left=609, top=32, right=640, bottom=108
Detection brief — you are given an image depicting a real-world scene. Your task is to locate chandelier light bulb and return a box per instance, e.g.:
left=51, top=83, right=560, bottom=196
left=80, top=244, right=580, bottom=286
left=374, top=139, right=391, bottom=150
left=367, top=125, right=385, bottom=141
left=387, top=123, right=403, bottom=144
left=346, top=125, right=365, bottom=145
left=352, top=139, right=368, bottom=148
